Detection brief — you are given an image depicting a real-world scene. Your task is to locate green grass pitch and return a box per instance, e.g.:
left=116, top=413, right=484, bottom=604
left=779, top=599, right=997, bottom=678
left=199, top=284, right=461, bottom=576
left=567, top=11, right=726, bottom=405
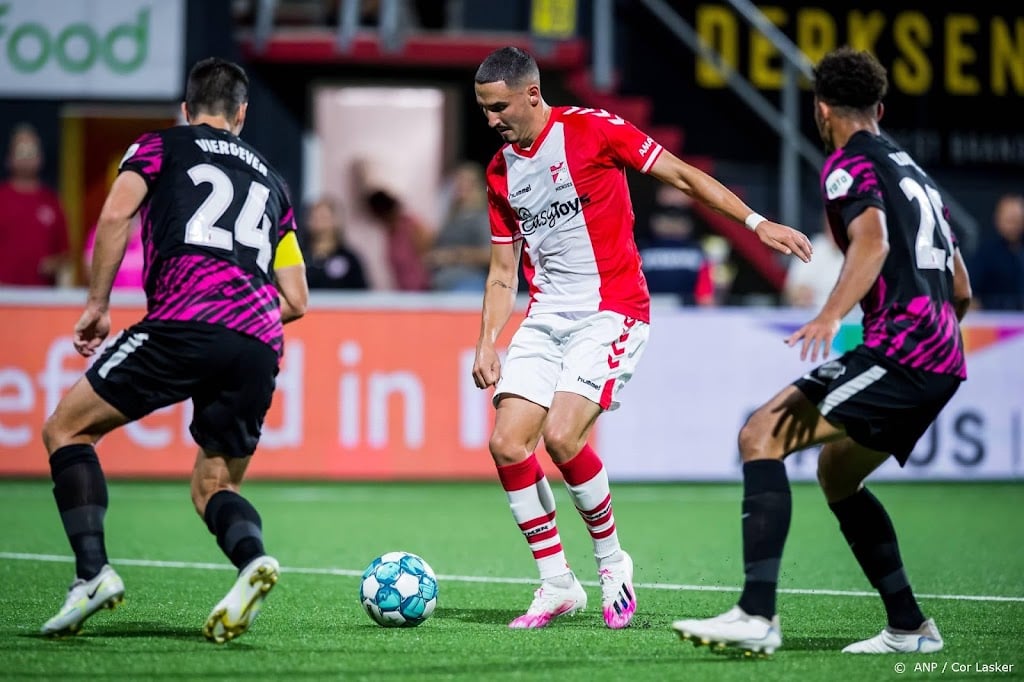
left=1, top=480, right=1022, bottom=681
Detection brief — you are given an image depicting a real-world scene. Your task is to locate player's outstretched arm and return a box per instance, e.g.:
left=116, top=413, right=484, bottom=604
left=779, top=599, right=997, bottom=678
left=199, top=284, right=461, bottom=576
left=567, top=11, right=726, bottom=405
left=647, top=151, right=813, bottom=263
left=786, top=207, right=889, bottom=362
left=473, top=241, right=520, bottom=390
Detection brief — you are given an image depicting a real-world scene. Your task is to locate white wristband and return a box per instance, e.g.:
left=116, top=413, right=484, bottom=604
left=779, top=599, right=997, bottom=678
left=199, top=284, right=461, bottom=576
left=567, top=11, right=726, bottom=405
left=744, top=212, right=766, bottom=232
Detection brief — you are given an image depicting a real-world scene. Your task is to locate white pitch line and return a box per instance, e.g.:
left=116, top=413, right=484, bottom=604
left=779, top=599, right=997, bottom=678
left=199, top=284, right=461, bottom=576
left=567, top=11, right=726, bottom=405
left=3, top=552, right=1022, bottom=603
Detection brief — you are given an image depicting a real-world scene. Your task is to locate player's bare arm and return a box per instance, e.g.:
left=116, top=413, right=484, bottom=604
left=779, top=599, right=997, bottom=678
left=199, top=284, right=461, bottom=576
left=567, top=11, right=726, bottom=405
left=74, top=171, right=147, bottom=357
left=951, top=249, right=972, bottom=322
left=473, top=241, right=520, bottom=389
left=786, top=207, right=889, bottom=362
left=648, top=151, right=813, bottom=263
left=275, top=264, right=308, bottom=324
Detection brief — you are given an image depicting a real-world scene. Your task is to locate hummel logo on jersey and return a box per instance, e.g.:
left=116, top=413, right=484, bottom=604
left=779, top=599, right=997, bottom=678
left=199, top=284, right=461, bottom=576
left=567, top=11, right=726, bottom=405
left=509, top=184, right=532, bottom=199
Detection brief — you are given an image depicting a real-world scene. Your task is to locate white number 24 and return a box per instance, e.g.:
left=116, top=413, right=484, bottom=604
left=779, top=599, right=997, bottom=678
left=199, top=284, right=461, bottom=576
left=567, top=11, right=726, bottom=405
left=899, top=177, right=954, bottom=273
left=185, top=163, right=272, bottom=273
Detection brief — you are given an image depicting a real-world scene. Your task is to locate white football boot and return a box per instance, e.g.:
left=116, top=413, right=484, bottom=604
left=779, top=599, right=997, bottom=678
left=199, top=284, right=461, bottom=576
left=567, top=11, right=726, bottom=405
left=842, top=618, right=943, bottom=654
left=673, top=605, right=782, bottom=656
left=508, top=574, right=587, bottom=629
left=203, top=555, right=280, bottom=643
left=41, top=564, right=125, bottom=636
left=598, top=550, right=636, bottom=629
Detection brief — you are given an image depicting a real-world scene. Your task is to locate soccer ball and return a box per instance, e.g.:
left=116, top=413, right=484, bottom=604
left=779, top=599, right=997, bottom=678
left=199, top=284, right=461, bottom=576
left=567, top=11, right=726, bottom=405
left=359, top=551, right=438, bottom=627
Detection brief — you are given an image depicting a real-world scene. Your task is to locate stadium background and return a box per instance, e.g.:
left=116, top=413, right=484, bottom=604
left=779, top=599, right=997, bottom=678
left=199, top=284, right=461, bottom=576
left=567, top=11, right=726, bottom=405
left=0, top=0, right=1022, bottom=482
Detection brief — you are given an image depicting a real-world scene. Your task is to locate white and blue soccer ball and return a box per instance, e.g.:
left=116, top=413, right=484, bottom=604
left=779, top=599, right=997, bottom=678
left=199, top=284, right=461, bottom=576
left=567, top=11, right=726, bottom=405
left=359, top=551, right=438, bottom=627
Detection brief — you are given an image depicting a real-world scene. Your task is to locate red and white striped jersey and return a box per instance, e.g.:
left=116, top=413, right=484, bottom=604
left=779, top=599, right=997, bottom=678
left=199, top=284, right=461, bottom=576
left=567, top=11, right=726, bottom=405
left=486, top=106, right=664, bottom=322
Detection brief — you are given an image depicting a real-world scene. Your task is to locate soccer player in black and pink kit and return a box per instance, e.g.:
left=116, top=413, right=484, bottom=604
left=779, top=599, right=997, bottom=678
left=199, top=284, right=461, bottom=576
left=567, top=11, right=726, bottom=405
left=471, top=46, right=812, bottom=630
left=673, top=47, right=972, bottom=656
left=39, top=58, right=309, bottom=643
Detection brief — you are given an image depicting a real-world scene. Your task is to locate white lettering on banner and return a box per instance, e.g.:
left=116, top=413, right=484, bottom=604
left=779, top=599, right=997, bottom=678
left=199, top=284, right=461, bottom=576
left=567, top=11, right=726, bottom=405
left=39, top=336, right=80, bottom=417
left=0, top=0, right=184, bottom=99
left=0, top=368, right=33, bottom=446
left=261, top=341, right=302, bottom=448
left=337, top=341, right=425, bottom=449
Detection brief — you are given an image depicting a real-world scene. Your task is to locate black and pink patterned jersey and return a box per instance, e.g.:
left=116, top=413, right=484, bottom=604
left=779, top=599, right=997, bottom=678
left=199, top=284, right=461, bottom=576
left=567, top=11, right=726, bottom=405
left=118, top=124, right=296, bottom=356
left=821, top=131, right=965, bottom=379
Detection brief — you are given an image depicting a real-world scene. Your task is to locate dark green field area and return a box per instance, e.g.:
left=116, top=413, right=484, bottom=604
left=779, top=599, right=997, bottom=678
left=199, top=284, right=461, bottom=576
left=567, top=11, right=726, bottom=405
left=1, top=480, right=1022, bottom=681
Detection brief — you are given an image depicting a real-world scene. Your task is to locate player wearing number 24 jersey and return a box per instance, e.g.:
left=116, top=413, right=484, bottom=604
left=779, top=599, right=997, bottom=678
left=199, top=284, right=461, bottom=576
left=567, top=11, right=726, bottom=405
left=672, top=47, right=972, bottom=658
left=39, top=58, right=307, bottom=644
left=120, top=122, right=296, bottom=356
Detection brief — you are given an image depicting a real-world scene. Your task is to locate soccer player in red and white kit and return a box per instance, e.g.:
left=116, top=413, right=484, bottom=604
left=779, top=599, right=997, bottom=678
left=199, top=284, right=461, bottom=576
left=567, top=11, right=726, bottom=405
left=471, top=47, right=813, bottom=630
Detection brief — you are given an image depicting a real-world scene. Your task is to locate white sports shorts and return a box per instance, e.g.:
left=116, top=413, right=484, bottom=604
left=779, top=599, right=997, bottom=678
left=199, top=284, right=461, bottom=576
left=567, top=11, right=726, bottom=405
left=494, top=311, right=650, bottom=411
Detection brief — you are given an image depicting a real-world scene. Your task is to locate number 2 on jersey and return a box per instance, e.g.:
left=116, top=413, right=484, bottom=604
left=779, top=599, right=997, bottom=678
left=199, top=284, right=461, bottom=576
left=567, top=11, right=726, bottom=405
left=900, top=177, right=954, bottom=273
left=185, top=163, right=272, bottom=273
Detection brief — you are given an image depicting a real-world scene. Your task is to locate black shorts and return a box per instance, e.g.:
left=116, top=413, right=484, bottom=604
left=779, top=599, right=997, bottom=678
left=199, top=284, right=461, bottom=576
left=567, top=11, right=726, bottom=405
left=86, top=320, right=279, bottom=457
left=793, top=345, right=962, bottom=465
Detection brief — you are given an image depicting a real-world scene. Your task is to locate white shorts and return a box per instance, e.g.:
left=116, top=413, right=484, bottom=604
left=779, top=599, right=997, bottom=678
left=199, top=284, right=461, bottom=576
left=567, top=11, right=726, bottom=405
left=495, top=311, right=650, bottom=411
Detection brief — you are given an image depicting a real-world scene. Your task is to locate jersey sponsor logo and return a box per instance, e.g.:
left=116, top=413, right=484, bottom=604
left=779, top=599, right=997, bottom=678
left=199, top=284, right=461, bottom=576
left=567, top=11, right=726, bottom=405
left=508, top=183, right=532, bottom=199
left=638, top=137, right=654, bottom=157
left=825, top=168, right=854, bottom=199
left=516, top=195, right=590, bottom=235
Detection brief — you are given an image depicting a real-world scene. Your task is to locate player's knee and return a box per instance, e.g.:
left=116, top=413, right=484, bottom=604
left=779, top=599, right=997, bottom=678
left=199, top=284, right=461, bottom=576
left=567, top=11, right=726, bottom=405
left=538, top=429, right=581, bottom=464
left=488, top=432, right=526, bottom=466
left=40, top=412, right=67, bottom=455
left=737, top=416, right=770, bottom=462
left=816, top=456, right=856, bottom=501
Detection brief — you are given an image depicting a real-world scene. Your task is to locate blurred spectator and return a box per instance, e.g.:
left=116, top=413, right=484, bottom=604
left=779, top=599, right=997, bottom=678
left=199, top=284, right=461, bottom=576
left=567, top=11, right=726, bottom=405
left=783, top=220, right=845, bottom=310
left=83, top=215, right=145, bottom=290
left=301, top=198, right=369, bottom=290
left=0, top=123, right=69, bottom=286
left=969, top=193, right=1024, bottom=311
left=365, top=188, right=432, bottom=291
left=638, top=185, right=715, bottom=306
left=352, top=158, right=432, bottom=292
left=426, top=161, right=491, bottom=292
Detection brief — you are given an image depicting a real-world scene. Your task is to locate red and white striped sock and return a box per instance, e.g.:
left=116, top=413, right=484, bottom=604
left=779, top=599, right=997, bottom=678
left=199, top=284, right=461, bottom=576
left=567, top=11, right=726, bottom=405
left=496, top=453, right=571, bottom=581
left=557, top=444, right=621, bottom=562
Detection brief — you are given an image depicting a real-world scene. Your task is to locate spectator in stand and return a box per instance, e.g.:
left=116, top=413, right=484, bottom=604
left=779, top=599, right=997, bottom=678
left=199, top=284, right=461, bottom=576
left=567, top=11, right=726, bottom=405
left=968, top=193, right=1024, bottom=311
left=350, top=157, right=432, bottom=292
left=638, top=184, right=715, bottom=306
left=783, top=216, right=846, bottom=310
left=426, top=161, right=492, bottom=292
left=0, top=123, right=69, bottom=286
left=301, top=197, right=368, bottom=290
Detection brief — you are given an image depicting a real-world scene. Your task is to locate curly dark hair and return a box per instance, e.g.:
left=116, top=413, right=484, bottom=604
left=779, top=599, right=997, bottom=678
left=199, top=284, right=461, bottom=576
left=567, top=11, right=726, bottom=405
left=813, top=47, right=888, bottom=110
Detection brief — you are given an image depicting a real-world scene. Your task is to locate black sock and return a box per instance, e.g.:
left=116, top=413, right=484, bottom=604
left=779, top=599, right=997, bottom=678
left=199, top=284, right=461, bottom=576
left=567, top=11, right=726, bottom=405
left=50, top=444, right=109, bottom=580
left=736, top=460, right=792, bottom=619
left=204, top=490, right=265, bottom=570
left=829, top=487, right=925, bottom=631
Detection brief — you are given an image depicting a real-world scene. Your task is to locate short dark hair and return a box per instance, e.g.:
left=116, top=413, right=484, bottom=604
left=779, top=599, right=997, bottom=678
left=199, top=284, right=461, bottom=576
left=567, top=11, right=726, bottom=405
left=813, top=47, right=888, bottom=110
left=185, top=57, right=249, bottom=119
left=475, top=46, right=540, bottom=88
